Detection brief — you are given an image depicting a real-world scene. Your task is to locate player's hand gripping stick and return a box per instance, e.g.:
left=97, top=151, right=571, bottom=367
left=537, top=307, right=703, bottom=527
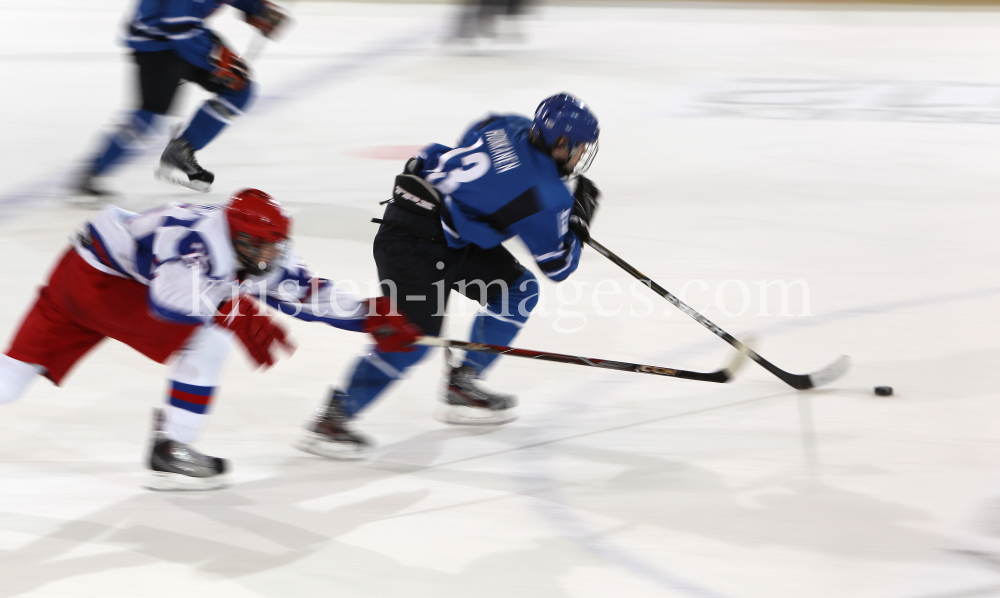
left=364, top=296, right=423, bottom=353
left=215, top=294, right=294, bottom=368
left=568, top=176, right=600, bottom=243
left=245, top=1, right=289, bottom=38
left=208, top=43, right=250, bottom=91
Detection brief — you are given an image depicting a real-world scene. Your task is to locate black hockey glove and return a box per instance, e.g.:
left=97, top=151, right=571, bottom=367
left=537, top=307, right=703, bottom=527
left=568, top=176, right=600, bottom=243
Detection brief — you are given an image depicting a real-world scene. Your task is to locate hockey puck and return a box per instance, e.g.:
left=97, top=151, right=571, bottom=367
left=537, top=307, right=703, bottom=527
left=874, top=386, right=893, bottom=396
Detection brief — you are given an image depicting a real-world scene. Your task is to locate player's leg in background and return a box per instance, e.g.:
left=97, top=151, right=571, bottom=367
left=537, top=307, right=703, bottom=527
left=498, top=0, right=530, bottom=41
left=505, top=0, right=527, bottom=16
left=477, top=0, right=505, bottom=38
left=75, top=50, right=183, bottom=199
left=178, top=76, right=254, bottom=154
left=147, top=324, right=234, bottom=491
left=450, top=0, right=478, bottom=40
left=155, top=67, right=255, bottom=192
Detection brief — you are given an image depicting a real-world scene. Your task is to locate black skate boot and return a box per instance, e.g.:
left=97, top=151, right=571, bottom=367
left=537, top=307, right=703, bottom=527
left=296, top=389, right=374, bottom=459
left=156, top=138, right=214, bottom=192
left=437, top=365, right=518, bottom=425
left=145, top=409, right=230, bottom=491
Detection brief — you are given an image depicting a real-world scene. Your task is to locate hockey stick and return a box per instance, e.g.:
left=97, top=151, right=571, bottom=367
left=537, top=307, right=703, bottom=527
left=585, top=237, right=850, bottom=390
left=241, top=32, right=269, bottom=64
left=240, top=0, right=297, bottom=64
left=415, top=336, right=749, bottom=383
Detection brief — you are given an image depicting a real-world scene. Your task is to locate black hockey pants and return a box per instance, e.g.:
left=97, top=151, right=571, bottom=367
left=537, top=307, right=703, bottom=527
left=373, top=203, right=526, bottom=337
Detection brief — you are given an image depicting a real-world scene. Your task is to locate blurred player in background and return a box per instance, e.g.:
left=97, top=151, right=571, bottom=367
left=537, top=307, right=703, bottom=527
left=297, top=93, right=601, bottom=459
left=451, top=0, right=532, bottom=43
left=74, top=0, right=289, bottom=200
left=0, top=189, right=419, bottom=490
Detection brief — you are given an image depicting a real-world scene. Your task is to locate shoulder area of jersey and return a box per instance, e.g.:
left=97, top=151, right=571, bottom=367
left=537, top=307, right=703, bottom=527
left=160, top=201, right=225, bottom=217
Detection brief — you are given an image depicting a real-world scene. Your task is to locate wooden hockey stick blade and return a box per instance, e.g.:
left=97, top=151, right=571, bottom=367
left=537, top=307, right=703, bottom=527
left=413, top=337, right=743, bottom=384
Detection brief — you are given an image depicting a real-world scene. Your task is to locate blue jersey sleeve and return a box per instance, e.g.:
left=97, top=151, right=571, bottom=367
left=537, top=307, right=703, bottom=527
left=508, top=181, right=582, bottom=282
left=259, top=255, right=368, bottom=332
left=129, top=0, right=264, bottom=71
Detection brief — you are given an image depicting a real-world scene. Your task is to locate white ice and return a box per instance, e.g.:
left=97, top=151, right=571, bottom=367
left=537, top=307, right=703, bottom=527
left=1, top=1, right=1000, bottom=597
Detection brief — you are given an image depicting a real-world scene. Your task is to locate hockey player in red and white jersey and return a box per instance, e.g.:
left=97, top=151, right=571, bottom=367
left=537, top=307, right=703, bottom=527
left=0, top=189, right=420, bottom=491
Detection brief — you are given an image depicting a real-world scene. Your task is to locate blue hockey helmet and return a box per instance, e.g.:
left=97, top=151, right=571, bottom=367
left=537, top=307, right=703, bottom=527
left=531, top=93, right=600, bottom=177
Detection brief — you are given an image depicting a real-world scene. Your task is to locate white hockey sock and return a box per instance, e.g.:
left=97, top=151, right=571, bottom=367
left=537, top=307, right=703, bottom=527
left=162, top=325, right=232, bottom=444
left=163, top=402, right=207, bottom=445
left=0, top=354, right=44, bottom=405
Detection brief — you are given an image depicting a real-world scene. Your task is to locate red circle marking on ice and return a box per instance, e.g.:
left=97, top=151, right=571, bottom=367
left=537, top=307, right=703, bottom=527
left=351, top=145, right=423, bottom=160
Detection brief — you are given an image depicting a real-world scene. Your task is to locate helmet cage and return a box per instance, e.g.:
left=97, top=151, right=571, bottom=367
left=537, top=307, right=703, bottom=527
left=233, top=233, right=290, bottom=277
left=569, top=139, right=599, bottom=178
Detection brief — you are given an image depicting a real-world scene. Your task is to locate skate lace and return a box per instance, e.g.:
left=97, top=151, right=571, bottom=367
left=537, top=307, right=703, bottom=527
left=180, top=143, right=202, bottom=170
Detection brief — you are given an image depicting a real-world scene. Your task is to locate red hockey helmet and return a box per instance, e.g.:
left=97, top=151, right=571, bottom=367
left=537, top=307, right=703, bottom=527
left=226, top=188, right=290, bottom=243
left=225, top=189, right=291, bottom=276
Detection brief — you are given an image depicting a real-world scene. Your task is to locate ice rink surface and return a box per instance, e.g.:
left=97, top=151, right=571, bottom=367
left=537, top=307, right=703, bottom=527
left=2, top=0, right=1000, bottom=596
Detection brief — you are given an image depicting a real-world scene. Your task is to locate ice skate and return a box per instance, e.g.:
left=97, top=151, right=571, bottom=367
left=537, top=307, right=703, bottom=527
left=436, top=365, right=518, bottom=425
left=296, top=389, right=374, bottom=459
left=156, top=137, right=214, bottom=192
left=146, top=438, right=231, bottom=491
left=145, top=408, right=230, bottom=491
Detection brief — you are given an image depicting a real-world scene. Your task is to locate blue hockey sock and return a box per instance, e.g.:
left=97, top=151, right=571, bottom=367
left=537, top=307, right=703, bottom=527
left=339, top=346, right=429, bottom=418
left=91, top=109, right=157, bottom=176
left=181, top=85, right=253, bottom=151
left=463, top=270, right=538, bottom=374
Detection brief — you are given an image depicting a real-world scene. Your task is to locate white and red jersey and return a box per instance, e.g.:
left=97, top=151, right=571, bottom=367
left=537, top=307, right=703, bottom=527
left=73, top=203, right=368, bottom=332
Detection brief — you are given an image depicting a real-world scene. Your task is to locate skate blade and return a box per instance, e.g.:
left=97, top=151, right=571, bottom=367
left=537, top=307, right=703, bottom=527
left=155, top=164, right=211, bottom=193
left=144, top=470, right=231, bottom=491
left=295, top=433, right=373, bottom=460
left=434, top=404, right=518, bottom=426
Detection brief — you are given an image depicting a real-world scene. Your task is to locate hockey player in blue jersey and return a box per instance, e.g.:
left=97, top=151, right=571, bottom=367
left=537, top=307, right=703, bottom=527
left=74, top=0, right=288, bottom=199
left=296, top=93, right=601, bottom=459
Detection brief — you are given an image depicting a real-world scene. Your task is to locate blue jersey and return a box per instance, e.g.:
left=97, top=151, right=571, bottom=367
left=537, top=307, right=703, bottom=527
left=125, top=0, right=263, bottom=71
left=419, top=115, right=582, bottom=282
